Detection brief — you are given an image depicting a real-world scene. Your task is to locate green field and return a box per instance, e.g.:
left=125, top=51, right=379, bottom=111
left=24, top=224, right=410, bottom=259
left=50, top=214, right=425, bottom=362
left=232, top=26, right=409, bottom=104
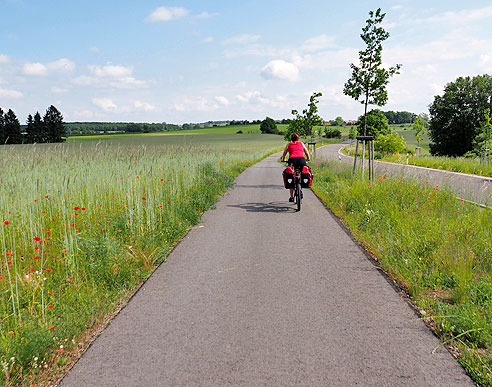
left=0, top=133, right=284, bottom=385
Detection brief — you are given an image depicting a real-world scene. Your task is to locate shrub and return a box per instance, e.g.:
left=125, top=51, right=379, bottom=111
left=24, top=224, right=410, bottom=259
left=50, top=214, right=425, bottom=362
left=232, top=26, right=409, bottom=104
left=374, top=133, right=413, bottom=154
left=325, top=128, right=342, bottom=138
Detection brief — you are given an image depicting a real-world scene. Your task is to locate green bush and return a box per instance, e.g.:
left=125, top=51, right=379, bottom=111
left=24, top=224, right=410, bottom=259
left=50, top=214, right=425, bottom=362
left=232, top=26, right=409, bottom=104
left=324, top=128, right=342, bottom=138
left=375, top=133, right=413, bottom=154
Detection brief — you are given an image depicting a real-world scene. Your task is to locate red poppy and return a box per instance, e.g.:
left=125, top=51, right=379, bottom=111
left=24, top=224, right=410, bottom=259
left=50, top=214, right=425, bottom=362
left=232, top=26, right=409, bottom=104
left=102, top=229, right=106, bottom=232
left=7, top=261, right=12, bottom=264
left=48, top=290, right=52, bottom=294
left=81, top=208, right=85, bottom=211
left=9, top=331, right=14, bottom=335
left=34, top=256, right=39, bottom=260
left=34, top=246, right=39, bottom=251
left=33, top=237, right=40, bottom=241
left=73, top=207, right=79, bottom=210
left=142, top=197, right=146, bottom=201
left=30, top=268, right=35, bottom=272
left=48, top=305, right=53, bottom=309
left=3, top=221, right=9, bottom=225
left=46, top=269, right=52, bottom=273
left=49, top=326, right=54, bottom=330
left=41, top=211, right=46, bottom=214
left=62, top=249, right=68, bottom=253
left=0, top=276, right=3, bottom=280
left=74, top=213, right=79, bottom=216
left=66, top=278, right=72, bottom=282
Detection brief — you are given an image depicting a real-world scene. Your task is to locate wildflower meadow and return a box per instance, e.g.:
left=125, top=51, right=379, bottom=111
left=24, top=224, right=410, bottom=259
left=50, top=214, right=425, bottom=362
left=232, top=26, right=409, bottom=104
left=0, top=133, right=283, bottom=386
left=312, top=160, right=492, bottom=386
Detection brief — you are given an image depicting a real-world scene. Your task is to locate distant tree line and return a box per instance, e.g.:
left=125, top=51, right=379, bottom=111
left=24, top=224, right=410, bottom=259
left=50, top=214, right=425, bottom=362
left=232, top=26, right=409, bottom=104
left=382, top=111, right=417, bottom=124
left=66, top=122, right=180, bottom=135
left=0, top=105, right=65, bottom=144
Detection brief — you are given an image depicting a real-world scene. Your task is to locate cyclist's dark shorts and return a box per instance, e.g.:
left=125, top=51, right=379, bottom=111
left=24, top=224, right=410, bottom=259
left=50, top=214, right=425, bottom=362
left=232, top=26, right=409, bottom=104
left=288, top=157, right=307, bottom=170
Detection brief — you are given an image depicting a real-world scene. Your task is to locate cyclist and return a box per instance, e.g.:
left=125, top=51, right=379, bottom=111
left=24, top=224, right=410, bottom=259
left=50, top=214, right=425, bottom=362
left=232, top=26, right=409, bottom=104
left=281, top=132, right=310, bottom=202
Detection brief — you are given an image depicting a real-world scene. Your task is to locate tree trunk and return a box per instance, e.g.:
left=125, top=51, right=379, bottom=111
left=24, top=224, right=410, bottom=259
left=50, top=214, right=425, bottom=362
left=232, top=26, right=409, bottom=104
left=363, top=92, right=369, bottom=136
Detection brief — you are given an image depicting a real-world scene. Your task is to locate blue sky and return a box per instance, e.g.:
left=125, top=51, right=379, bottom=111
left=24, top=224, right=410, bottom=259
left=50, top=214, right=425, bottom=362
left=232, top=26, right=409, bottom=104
left=1, top=0, right=492, bottom=123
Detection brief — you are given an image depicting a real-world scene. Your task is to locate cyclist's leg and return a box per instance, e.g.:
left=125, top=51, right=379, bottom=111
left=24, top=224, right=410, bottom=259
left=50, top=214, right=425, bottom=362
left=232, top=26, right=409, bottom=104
left=287, top=158, right=296, bottom=202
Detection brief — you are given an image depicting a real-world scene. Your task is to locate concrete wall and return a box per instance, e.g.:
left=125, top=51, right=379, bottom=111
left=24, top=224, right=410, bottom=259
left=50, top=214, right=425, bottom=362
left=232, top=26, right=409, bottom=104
left=316, top=143, right=492, bottom=206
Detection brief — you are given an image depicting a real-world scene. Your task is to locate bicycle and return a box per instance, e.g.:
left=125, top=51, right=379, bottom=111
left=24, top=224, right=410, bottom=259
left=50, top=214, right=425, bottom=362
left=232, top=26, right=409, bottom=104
left=282, top=161, right=303, bottom=212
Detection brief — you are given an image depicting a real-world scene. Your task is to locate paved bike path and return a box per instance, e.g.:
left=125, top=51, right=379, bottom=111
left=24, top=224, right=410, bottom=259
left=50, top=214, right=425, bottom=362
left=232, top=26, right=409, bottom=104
left=61, top=153, right=473, bottom=386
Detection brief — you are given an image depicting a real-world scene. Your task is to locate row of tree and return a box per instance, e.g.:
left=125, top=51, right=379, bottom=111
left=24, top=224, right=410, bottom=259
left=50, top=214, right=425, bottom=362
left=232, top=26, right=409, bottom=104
left=66, top=122, right=180, bottom=135
left=0, top=105, right=65, bottom=144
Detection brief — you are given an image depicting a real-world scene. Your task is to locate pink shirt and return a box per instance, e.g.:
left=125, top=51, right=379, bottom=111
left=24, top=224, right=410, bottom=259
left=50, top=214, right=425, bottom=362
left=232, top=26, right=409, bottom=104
left=287, top=141, right=304, bottom=158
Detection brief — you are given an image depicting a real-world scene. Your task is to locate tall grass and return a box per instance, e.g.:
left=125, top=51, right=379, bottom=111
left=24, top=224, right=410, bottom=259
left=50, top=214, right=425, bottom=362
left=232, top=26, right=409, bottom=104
left=312, top=160, right=492, bottom=386
left=382, top=154, right=492, bottom=178
left=0, top=135, right=283, bottom=386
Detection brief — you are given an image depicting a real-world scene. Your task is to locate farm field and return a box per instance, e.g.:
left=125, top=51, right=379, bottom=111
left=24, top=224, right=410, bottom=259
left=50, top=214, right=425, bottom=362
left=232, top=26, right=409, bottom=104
left=311, top=160, right=492, bottom=386
left=0, top=133, right=284, bottom=386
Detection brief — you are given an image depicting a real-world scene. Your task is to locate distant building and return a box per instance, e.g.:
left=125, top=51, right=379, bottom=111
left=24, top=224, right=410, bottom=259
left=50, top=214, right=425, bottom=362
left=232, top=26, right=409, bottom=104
left=345, top=120, right=358, bottom=126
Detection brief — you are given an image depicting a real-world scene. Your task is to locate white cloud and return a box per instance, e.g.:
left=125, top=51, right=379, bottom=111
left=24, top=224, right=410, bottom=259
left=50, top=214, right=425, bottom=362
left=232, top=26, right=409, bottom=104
left=22, top=58, right=75, bottom=76
left=261, top=60, right=299, bottom=82
left=174, top=96, right=219, bottom=112
left=302, top=34, right=336, bottom=52
left=479, top=54, right=492, bottom=72
left=90, top=46, right=100, bottom=52
left=73, top=64, right=146, bottom=89
left=222, top=34, right=261, bottom=45
left=391, top=5, right=404, bottom=10
left=48, top=58, right=75, bottom=72
left=215, top=96, right=231, bottom=105
left=89, top=64, right=132, bottom=78
left=196, top=11, right=219, bottom=19
left=203, top=36, right=214, bottom=43
left=51, top=86, right=70, bottom=94
left=134, top=100, right=157, bottom=111
left=23, top=62, right=48, bottom=76
left=0, top=55, right=11, bottom=64
left=146, top=7, right=188, bottom=22
left=92, top=98, right=117, bottom=111
left=416, top=5, right=492, bottom=24
left=0, top=87, right=23, bottom=99
left=234, top=91, right=289, bottom=109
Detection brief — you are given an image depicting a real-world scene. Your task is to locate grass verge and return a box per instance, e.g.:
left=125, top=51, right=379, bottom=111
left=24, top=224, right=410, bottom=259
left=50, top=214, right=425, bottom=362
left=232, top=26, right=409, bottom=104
left=311, top=160, right=492, bottom=386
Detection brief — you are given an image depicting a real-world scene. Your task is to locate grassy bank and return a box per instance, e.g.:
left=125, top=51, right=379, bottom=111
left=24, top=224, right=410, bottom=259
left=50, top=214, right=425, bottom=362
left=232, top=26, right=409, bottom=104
left=0, top=134, right=284, bottom=386
left=381, top=154, right=492, bottom=178
left=311, top=160, right=492, bottom=386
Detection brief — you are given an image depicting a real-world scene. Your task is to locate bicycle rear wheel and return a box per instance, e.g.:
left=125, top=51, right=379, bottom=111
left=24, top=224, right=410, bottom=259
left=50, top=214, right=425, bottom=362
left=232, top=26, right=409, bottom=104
left=295, top=181, right=301, bottom=211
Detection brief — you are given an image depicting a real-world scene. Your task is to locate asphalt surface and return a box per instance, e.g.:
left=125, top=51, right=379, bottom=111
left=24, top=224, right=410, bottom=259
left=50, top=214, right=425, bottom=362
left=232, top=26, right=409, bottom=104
left=60, top=152, right=473, bottom=386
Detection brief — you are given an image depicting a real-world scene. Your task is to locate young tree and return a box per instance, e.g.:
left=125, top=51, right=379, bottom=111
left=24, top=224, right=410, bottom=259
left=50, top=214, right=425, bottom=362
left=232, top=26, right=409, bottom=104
left=43, top=105, right=66, bottom=142
left=471, top=108, right=492, bottom=158
left=260, top=117, right=278, bottom=134
left=285, top=92, right=323, bottom=141
left=356, top=109, right=390, bottom=137
left=413, top=115, right=426, bottom=147
left=4, top=109, right=23, bottom=144
left=0, top=108, right=4, bottom=144
left=343, top=8, right=401, bottom=136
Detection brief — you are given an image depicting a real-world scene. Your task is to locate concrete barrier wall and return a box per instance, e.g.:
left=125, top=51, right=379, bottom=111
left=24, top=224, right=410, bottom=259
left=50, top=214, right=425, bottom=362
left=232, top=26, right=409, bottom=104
left=316, top=143, right=492, bottom=206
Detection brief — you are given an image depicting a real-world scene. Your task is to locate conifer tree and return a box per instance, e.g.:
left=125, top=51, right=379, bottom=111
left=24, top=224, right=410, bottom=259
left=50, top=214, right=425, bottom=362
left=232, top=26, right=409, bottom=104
left=25, top=114, right=35, bottom=143
left=0, top=108, right=4, bottom=144
left=4, top=109, right=23, bottom=144
left=43, top=105, right=66, bottom=142
left=33, top=112, right=45, bottom=143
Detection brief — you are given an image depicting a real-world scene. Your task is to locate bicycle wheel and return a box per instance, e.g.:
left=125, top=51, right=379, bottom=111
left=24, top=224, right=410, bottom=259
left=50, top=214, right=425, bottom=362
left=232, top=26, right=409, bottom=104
left=295, top=180, right=301, bottom=211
